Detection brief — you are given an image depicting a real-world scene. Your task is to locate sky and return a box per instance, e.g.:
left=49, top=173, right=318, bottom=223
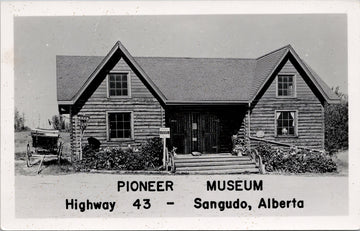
left=14, top=14, right=347, bottom=128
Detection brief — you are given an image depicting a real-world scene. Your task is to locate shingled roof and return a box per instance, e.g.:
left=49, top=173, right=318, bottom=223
left=56, top=42, right=340, bottom=105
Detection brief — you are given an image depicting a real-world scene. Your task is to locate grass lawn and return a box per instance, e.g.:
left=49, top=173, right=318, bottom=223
left=333, top=149, right=348, bottom=175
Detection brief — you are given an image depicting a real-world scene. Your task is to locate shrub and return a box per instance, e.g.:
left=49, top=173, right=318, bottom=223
left=140, top=137, right=163, bottom=168
left=324, top=87, right=348, bottom=153
left=74, top=146, right=146, bottom=171
left=257, top=143, right=337, bottom=173
left=73, top=137, right=164, bottom=171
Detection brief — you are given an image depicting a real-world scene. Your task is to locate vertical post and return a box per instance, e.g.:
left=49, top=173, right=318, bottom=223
left=160, top=127, right=170, bottom=170
left=79, top=129, right=83, bottom=161
left=247, top=103, right=251, bottom=150
left=321, top=105, right=325, bottom=150
left=78, top=115, right=89, bottom=161
left=74, top=116, right=79, bottom=160
left=163, top=137, right=166, bottom=168
left=166, top=144, right=169, bottom=170
left=69, top=107, right=73, bottom=163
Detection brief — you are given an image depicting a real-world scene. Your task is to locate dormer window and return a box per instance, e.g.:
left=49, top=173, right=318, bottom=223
left=277, top=74, right=295, bottom=97
left=108, top=73, right=129, bottom=97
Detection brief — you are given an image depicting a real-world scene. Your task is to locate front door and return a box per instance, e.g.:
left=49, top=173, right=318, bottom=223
left=200, top=113, right=219, bottom=153
left=169, top=112, right=219, bottom=154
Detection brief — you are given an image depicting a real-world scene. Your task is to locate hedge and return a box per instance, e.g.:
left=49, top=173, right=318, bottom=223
left=73, top=137, right=163, bottom=171
left=257, top=143, right=337, bottom=173
left=324, top=87, right=348, bottom=153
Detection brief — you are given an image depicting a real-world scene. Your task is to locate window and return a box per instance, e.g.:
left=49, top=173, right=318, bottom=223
left=277, top=75, right=295, bottom=97
left=108, top=112, right=132, bottom=139
left=108, top=73, right=129, bottom=97
left=276, top=111, right=297, bottom=136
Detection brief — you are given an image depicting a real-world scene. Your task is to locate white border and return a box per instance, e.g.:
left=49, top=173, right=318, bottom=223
left=1, top=1, right=360, bottom=230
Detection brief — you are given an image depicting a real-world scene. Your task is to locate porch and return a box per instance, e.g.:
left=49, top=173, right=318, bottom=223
left=165, top=105, right=248, bottom=154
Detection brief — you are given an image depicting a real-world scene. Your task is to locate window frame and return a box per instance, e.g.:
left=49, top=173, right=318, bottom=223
left=276, top=73, right=297, bottom=98
left=107, top=71, right=131, bottom=98
left=274, top=110, right=298, bottom=137
left=106, top=111, right=134, bottom=141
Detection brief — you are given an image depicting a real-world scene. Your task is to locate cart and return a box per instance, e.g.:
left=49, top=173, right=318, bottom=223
left=26, top=128, right=63, bottom=174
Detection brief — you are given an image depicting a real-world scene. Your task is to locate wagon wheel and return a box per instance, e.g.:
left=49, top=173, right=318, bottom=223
left=26, top=143, right=32, bottom=167
left=57, top=142, right=63, bottom=165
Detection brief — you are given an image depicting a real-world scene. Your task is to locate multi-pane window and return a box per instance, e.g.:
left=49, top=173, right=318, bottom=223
left=108, top=112, right=132, bottom=139
left=109, top=73, right=128, bottom=96
left=277, top=75, right=294, bottom=97
left=276, top=111, right=296, bottom=136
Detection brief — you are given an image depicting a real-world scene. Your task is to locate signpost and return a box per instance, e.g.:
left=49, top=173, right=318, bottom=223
left=159, top=127, right=170, bottom=169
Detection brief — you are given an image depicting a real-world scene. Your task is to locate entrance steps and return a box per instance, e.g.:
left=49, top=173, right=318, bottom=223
left=174, top=153, right=260, bottom=174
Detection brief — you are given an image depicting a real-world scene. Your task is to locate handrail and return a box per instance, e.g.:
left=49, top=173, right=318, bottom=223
left=167, top=147, right=176, bottom=173
left=248, top=148, right=266, bottom=174
left=249, top=136, right=291, bottom=147
left=248, top=136, right=324, bottom=153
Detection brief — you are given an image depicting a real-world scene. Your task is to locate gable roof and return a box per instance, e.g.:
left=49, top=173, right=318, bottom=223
left=252, top=45, right=289, bottom=100
left=57, top=55, right=104, bottom=103
left=57, top=41, right=340, bottom=106
left=57, top=41, right=167, bottom=105
left=135, top=57, right=256, bottom=103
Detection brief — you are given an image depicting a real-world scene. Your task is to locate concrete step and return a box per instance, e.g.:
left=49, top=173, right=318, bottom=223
left=176, top=168, right=260, bottom=174
left=173, top=153, right=260, bottom=174
left=175, top=156, right=251, bottom=163
left=175, top=160, right=255, bottom=167
left=175, top=154, right=249, bottom=160
left=176, top=164, right=257, bottom=172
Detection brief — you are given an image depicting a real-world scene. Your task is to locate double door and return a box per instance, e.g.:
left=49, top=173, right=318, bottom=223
left=169, top=112, right=219, bottom=154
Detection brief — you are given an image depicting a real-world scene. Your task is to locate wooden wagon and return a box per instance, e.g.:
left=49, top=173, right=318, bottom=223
left=26, top=128, right=63, bottom=173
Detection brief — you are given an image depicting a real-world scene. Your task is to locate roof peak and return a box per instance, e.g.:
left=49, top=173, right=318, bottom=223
left=135, top=56, right=255, bottom=60
left=58, top=41, right=293, bottom=60
left=256, top=44, right=292, bottom=60
left=56, top=54, right=257, bottom=60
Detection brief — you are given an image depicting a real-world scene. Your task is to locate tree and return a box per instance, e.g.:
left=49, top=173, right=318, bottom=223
left=14, top=108, right=26, bottom=131
left=324, top=87, right=348, bottom=152
left=51, top=114, right=66, bottom=130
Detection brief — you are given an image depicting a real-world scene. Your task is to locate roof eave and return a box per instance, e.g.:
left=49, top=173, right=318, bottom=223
left=69, top=42, right=119, bottom=104
left=117, top=42, right=167, bottom=105
left=166, top=100, right=249, bottom=105
left=287, top=46, right=341, bottom=104
left=325, top=98, right=342, bottom=104
left=250, top=46, right=290, bottom=102
left=58, top=100, right=74, bottom=105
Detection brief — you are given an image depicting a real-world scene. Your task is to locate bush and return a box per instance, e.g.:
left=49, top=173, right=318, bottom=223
left=73, top=146, right=146, bottom=171
left=140, top=137, right=163, bottom=168
left=73, top=137, right=164, bottom=171
left=257, top=143, right=337, bottom=173
left=324, top=87, right=348, bottom=153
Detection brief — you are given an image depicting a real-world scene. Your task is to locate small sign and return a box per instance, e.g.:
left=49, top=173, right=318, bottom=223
left=159, top=127, right=170, bottom=138
left=256, top=130, right=265, bottom=138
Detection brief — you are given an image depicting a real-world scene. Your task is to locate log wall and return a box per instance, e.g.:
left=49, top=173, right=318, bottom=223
left=71, top=57, right=164, bottom=157
left=250, top=59, right=325, bottom=150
